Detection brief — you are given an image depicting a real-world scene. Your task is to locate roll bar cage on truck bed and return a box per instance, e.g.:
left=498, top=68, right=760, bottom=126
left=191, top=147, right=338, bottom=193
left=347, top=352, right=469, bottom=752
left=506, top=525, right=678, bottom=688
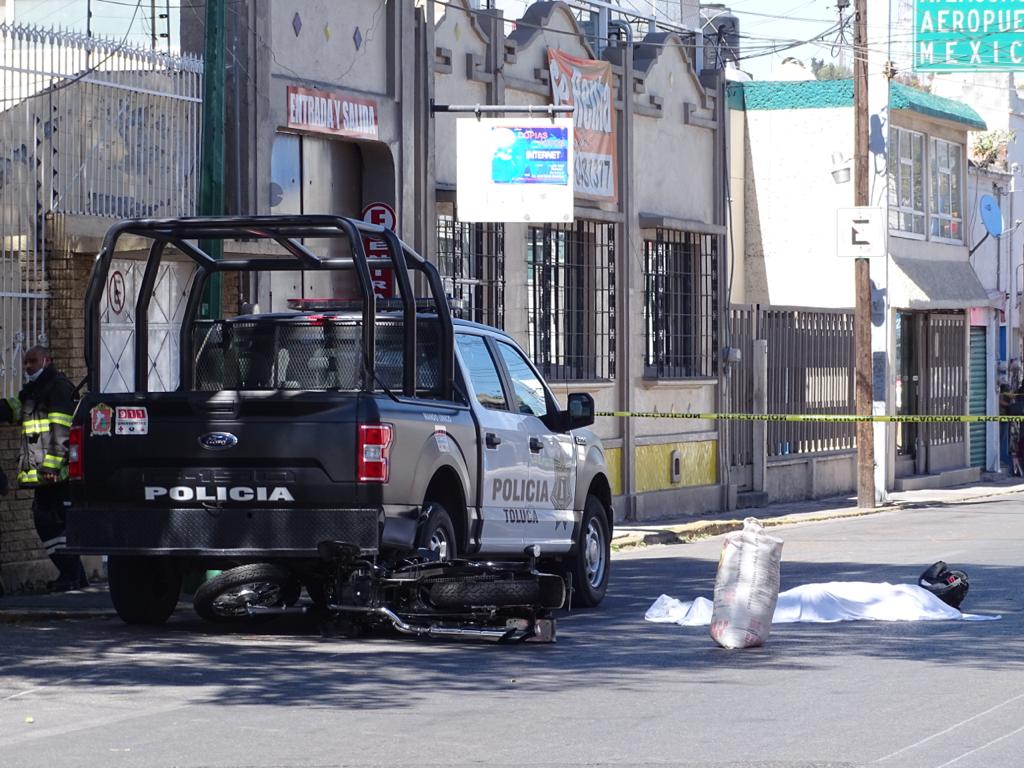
left=83, top=214, right=455, bottom=399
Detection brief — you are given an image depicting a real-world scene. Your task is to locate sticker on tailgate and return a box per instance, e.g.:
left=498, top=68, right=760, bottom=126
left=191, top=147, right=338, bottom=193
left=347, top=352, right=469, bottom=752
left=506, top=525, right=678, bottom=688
left=115, top=406, right=149, bottom=435
left=90, top=403, right=113, bottom=436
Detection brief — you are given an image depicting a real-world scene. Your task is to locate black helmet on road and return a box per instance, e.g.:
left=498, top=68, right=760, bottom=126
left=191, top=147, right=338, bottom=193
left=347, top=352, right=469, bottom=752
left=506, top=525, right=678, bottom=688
left=919, top=561, right=969, bottom=609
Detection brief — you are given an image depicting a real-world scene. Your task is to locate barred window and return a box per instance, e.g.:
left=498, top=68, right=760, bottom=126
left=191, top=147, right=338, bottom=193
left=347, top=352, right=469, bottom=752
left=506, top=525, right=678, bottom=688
left=643, top=229, right=718, bottom=379
left=527, top=221, right=616, bottom=381
left=435, top=201, right=505, bottom=328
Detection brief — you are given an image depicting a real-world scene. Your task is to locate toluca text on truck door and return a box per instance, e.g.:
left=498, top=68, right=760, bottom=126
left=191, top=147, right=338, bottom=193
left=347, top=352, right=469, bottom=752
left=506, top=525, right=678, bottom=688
left=66, top=216, right=612, bottom=640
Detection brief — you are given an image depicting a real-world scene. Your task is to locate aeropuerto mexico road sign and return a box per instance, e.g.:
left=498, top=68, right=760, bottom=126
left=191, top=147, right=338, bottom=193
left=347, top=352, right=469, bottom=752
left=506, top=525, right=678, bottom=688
left=915, top=0, right=1024, bottom=72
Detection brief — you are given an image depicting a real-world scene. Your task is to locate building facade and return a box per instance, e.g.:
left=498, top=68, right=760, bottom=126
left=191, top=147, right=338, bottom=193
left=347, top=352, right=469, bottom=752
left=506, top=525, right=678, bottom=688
left=176, top=0, right=731, bottom=523
left=729, top=78, right=989, bottom=499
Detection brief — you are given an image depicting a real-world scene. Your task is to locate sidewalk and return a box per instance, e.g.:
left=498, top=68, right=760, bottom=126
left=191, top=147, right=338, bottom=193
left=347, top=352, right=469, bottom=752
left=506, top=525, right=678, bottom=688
left=3, top=473, right=1023, bottom=621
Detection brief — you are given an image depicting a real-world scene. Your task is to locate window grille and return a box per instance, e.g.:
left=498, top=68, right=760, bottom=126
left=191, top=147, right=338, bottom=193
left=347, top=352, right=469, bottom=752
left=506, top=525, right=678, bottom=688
left=526, top=221, right=616, bottom=381
left=435, top=201, right=505, bottom=328
left=643, top=230, right=718, bottom=379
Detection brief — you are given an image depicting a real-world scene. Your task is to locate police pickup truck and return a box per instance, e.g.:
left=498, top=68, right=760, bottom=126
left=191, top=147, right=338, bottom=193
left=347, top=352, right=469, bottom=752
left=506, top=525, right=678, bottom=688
left=67, top=216, right=613, bottom=626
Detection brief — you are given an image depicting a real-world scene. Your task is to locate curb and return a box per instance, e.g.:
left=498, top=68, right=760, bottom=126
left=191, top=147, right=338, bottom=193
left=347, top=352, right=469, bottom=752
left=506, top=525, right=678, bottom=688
left=0, top=609, right=119, bottom=623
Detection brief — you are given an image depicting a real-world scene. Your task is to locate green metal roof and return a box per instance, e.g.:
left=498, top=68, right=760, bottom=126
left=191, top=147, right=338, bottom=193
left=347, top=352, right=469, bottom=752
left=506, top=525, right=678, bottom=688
left=726, top=79, right=987, bottom=130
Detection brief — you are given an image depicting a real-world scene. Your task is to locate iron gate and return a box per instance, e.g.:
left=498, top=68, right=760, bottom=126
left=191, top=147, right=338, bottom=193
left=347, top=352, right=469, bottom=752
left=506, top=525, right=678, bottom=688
left=0, top=22, right=202, bottom=396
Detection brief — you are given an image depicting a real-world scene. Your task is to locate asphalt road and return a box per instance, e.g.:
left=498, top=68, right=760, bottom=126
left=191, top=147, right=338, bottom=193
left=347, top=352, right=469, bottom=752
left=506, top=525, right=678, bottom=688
left=2, top=495, right=1024, bottom=768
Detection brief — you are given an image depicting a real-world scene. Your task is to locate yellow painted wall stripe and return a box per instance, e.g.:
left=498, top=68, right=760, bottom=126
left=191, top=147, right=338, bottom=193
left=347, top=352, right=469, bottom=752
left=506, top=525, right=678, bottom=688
left=597, top=411, right=1024, bottom=423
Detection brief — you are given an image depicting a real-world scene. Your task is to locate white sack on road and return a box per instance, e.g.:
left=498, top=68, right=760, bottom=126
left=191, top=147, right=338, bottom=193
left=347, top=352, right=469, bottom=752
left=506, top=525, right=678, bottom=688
left=646, top=582, right=1001, bottom=626
left=709, top=518, right=784, bottom=648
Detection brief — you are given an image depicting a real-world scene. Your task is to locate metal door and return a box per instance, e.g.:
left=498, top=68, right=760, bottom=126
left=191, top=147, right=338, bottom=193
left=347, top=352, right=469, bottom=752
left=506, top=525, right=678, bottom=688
left=455, top=333, right=532, bottom=554
left=493, top=339, right=575, bottom=554
left=968, top=325, right=986, bottom=468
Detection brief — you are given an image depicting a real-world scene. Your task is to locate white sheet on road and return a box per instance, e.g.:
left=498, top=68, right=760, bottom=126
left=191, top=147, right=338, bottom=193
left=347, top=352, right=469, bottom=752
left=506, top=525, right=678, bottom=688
left=645, top=582, right=1002, bottom=626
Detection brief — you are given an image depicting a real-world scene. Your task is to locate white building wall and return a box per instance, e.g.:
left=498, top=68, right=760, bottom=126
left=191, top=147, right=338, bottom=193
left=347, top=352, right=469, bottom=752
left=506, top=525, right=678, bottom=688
left=742, top=106, right=855, bottom=308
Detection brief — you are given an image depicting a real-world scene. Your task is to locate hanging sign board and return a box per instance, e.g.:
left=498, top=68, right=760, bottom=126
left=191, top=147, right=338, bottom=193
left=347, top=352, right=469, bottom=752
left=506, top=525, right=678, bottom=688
left=914, top=0, right=1024, bottom=72
left=361, top=202, right=396, bottom=299
left=836, top=207, right=885, bottom=258
left=456, top=118, right=574, bottom=223
left=286, top=85, right=379, bottom=140
left=548, top=48, right=618, bottom=203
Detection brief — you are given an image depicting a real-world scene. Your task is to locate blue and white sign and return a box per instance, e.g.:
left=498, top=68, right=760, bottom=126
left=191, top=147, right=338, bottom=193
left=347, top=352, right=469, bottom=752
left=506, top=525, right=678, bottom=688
left=490, top=126, right=569, bottom=186
left=457, top=117, right=575, bottom=223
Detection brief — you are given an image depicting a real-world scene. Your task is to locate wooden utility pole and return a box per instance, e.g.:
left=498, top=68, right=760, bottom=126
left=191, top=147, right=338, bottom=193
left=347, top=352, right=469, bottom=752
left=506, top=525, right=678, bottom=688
left=853, top=0, right=875, bottom=508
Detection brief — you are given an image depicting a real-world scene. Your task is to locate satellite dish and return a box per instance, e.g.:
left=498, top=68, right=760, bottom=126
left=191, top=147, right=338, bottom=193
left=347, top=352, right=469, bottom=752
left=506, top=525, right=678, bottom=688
left=980, top=194, right=1003, bottom=237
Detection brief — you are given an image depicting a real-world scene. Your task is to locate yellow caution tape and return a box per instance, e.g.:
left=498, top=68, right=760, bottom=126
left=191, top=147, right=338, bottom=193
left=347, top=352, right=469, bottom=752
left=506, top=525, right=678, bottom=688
left=595, top=411, right=1024, bottom=423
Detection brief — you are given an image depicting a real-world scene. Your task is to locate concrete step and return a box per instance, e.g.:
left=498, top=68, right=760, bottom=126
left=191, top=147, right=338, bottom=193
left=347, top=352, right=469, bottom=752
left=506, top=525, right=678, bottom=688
left=736, top=490, right=769, bottom=509
left=893, top=466, right=981, bottom=492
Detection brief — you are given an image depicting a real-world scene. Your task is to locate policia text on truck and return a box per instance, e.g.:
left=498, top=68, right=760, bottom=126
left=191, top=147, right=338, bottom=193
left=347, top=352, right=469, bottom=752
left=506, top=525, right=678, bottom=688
left=66, top=216, right=613, bottom=639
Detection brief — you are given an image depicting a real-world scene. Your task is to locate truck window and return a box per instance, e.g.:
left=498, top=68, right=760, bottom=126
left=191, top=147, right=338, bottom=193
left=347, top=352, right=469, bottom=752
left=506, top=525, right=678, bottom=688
left=496, top=341, right=548, bottom=419
left=456, top=334, right=507, bottom=410
left=192, top=317, right=442, bottom=395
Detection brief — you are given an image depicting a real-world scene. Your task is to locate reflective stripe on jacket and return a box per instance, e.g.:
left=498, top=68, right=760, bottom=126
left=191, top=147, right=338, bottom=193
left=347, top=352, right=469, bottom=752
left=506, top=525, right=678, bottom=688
left=1, top=366, right=76, bottom=487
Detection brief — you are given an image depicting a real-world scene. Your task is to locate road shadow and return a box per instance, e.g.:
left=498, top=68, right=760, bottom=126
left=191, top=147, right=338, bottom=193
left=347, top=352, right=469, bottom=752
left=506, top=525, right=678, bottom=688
left=1, top=554, right=1019, bottom=711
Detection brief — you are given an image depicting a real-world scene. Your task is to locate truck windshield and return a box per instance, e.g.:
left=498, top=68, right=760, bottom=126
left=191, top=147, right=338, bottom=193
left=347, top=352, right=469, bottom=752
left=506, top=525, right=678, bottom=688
left=192, top=318, right=441, bottom=394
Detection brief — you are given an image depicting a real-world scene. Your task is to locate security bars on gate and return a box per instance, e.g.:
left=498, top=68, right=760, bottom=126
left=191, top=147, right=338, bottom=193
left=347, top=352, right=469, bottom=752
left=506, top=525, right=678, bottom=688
left=83, top=216, right=455, bottom=401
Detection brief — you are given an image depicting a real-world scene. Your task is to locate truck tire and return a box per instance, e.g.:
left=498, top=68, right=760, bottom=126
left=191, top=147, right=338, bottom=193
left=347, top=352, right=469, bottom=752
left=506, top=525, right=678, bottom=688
left=429, top=578, right=540, bottom=608
left=108, top=556, right=183, bottom=625
left=565, top=494, right=611, bottom=608
left=193, top=563, right=299, bottom=622
left=417, top=503, right=457, bottom=561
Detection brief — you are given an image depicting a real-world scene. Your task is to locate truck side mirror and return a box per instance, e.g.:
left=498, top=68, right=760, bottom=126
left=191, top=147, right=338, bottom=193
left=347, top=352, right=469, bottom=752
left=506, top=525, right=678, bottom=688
left=566, top=392, right=594, bottom=430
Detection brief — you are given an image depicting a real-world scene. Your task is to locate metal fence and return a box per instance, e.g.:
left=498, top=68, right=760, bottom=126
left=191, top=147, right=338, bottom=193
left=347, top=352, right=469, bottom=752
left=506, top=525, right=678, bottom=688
left=727, top=305, right=756, bottom=470
left=728, top=305, right=856, bottom=462
left=0, top=22, right=202, bottom=395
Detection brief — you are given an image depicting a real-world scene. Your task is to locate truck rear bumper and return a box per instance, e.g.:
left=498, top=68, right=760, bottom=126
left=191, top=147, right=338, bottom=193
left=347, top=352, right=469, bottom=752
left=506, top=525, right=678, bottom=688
left=66, top=506, right=381, bottom=556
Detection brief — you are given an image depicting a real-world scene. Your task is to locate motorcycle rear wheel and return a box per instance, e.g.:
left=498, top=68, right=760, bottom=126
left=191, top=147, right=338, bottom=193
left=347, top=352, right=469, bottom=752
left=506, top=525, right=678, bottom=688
left=193, top=563, right=299, bottom=622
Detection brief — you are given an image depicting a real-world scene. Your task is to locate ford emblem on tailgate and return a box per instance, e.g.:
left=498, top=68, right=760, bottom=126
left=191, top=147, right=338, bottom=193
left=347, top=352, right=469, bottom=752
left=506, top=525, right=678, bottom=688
left=198, top=432, right=238, bottom=451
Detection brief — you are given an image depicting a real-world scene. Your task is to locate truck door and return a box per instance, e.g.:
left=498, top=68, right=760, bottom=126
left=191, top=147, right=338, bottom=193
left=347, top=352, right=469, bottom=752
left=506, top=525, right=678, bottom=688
left=455, top=334, right=530, bottom=554
left=493, top=340, right=575, bottom=553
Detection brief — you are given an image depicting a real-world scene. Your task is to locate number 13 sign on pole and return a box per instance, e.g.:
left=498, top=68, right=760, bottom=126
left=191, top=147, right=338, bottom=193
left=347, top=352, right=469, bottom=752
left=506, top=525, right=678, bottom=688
left=361, top=202, right=396, bottom=299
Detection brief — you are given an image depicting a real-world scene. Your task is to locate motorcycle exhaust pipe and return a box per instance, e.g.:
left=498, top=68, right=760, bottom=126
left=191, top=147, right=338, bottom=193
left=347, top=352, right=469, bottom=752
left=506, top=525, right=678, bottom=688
left=328, top=604, right=519, bottom=641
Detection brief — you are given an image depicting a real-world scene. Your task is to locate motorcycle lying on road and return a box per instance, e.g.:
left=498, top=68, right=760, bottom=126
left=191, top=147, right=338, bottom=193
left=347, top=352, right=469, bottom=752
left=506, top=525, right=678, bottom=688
left=191, top=542, right=566, bottom=643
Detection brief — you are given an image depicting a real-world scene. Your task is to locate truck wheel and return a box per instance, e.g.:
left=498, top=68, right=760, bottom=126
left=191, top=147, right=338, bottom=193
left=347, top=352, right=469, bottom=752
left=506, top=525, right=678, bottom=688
left=193, top=563, right=298, bottom=622
left=565, top=495, right=611, bottom=608
left=430, top=578, right=540, bottom=608
left=417, top=503, right=457, bottom=561
left=108, top=556, right=183, bottom=625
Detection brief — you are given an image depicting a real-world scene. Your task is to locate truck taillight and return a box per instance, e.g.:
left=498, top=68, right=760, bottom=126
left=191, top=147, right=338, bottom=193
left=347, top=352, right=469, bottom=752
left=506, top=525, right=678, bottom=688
left=69, top=425, right=84, bottom=480
left=357, top=424, right=393, bottom=483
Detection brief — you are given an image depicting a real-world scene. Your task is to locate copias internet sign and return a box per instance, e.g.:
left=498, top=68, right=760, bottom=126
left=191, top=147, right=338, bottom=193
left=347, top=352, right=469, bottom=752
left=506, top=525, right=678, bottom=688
left=916, top=0, right=1024, bottom=72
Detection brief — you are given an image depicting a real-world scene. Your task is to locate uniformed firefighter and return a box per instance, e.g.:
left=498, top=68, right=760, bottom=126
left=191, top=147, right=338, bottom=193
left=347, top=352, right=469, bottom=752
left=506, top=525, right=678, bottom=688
left=0, top=346, right=85, bottom=591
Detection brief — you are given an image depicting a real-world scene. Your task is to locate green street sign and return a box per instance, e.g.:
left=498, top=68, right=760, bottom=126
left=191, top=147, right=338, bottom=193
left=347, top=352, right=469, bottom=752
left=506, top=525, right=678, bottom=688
left=915, top=0, right=1024, bottom=72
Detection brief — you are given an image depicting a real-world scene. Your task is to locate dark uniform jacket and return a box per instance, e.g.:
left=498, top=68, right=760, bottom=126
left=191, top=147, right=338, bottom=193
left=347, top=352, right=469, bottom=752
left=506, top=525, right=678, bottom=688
left=0, top=365, right=76, bottom=487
